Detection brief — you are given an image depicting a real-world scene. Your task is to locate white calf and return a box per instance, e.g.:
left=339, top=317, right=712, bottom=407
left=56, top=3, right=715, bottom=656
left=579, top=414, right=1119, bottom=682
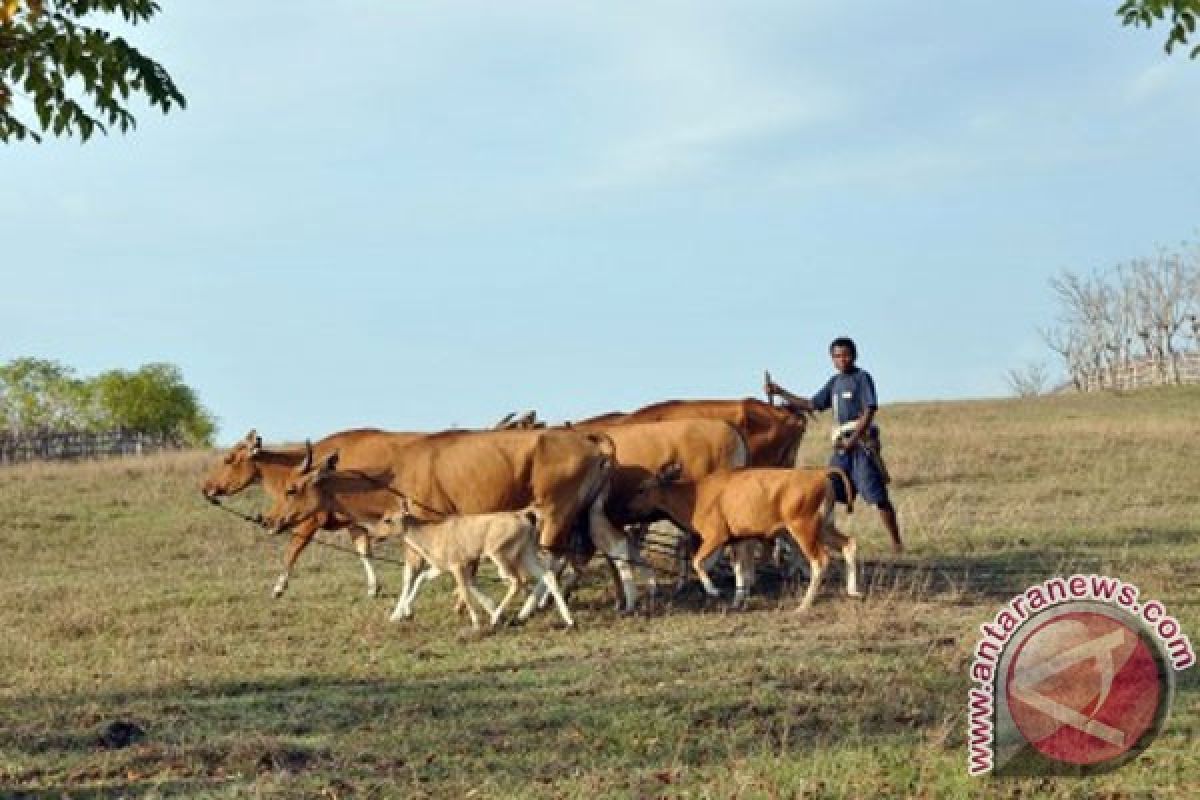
left=380, top=503, right=574, bottom=629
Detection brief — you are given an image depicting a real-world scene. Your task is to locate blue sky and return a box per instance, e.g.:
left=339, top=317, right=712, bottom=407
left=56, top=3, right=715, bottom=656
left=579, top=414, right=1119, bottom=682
left=4, top=1, right=1199, bottom=443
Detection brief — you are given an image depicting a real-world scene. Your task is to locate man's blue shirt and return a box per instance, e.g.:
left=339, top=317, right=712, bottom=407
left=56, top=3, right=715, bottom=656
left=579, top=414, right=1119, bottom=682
left=811, top=367, right=878, bottom=425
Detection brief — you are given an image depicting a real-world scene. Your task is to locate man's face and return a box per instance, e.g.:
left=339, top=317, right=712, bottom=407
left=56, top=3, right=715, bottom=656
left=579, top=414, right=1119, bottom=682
left=830, top=345, right=856, bottom=373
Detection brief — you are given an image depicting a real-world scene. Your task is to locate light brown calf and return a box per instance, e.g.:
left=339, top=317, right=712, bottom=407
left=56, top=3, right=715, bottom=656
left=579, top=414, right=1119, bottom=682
left=627, top=464, right=861, bottom=610
left=377, top=500, right=573, bottom=630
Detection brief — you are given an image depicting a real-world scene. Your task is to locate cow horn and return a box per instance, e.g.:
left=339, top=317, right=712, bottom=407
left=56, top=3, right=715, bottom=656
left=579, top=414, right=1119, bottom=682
left=300, top=439, right=314, bottom=473
left=495, top=412, right=516, bottom=429
left=764, top=370, right=775, bottom=404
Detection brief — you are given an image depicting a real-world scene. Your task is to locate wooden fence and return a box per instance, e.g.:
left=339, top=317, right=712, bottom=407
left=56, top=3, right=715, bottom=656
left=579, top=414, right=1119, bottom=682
left=0, top=429, right=184, bottom=466
left=1074, top=352, right=1200, bottom=393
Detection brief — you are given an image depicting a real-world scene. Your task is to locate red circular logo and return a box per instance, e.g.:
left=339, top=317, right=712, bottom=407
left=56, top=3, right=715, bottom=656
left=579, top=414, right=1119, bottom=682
left=1005, top=610, right=1163, bottom=766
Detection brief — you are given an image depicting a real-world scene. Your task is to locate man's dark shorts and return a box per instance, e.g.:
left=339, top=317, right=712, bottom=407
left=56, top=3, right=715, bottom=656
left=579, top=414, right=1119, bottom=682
left=828, top=445, right=890, bottom=507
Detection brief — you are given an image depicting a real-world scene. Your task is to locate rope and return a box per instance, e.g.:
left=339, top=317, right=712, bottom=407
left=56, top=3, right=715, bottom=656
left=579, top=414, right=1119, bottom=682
left=205, top=496, right=413, bottom=567
left=207, top=494, right=675, bottom=576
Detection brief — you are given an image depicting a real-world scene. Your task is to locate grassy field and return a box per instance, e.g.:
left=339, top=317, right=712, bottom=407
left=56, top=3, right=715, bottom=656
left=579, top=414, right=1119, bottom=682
left=1, top=387, right=1198, bottom=798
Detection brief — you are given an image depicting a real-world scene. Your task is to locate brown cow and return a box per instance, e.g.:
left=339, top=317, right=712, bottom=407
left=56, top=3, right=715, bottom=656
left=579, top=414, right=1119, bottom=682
left=522, top=417, right=751, bottom=607
left=627, top=464, right=861, bottom=610
left=200, top=428, right=421, bottom=598
left=576, top=397, right=808, bottom=468
left=270, top=427, right=640, bottom=615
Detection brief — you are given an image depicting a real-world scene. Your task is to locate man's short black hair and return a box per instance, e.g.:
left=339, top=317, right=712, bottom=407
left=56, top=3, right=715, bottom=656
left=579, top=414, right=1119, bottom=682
left=829, top=337, right=857, bottom=358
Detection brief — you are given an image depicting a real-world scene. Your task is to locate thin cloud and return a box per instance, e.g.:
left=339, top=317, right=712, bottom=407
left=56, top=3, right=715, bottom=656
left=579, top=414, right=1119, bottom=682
left=1124, top=61, right=1178, bottom=103
left=570, top=11, right=851, bottom=191
left=578, top=90, right=847, bottom=190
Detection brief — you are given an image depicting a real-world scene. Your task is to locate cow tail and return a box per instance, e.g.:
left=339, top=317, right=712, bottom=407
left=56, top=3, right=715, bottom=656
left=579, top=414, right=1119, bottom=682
left=585, top=432, right=617, bottom=464
left=828, top=467, right=855, bottom=514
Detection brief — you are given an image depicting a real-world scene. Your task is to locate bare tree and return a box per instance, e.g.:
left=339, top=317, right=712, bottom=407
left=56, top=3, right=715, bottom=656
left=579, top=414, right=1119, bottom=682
left=1039, top=325, right=1084, bottom=390
left=1006, top=362, right=1050, bottom=398
left=1128, top=250, right=1194, bottom=383
left=1042, top=241, right=1199, bottom=392
left=1048, top=269, right=1114, bottom=389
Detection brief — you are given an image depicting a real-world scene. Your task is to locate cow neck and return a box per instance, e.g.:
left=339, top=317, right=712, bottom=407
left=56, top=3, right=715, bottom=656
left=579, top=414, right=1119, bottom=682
left=252, top=450, right=306, bottom=496
left=322, top=470, right=399, bottom=520
left=653, top=481, right=700, bottom=529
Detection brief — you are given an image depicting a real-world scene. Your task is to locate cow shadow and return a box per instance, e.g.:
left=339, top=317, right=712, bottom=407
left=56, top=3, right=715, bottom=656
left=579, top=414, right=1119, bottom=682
left=626, top=544, right=1118, bottom=613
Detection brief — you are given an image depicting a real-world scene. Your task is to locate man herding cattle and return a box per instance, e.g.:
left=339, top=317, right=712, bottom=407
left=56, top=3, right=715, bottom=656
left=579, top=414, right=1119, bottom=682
left=765, top=336, right=904, bottom=553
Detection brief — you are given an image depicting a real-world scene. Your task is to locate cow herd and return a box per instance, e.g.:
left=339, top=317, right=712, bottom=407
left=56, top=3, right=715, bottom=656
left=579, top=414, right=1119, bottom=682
left=200, top=395, right=866, bottom=630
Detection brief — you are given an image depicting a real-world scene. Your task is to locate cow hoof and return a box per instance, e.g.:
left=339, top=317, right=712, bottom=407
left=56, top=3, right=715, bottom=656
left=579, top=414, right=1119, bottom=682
left=368, top=586, right=381, bottom=599
left=847, top=590, right=864, bottom=599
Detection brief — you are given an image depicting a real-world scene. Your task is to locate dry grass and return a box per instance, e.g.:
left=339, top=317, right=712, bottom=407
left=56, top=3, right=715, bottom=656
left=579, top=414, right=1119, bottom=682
left=1, top=387, right=1197, bottom=798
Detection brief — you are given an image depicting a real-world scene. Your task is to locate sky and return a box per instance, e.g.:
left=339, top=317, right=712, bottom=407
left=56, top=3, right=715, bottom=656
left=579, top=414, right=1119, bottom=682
left=3, top=1, right=1199, bottom=444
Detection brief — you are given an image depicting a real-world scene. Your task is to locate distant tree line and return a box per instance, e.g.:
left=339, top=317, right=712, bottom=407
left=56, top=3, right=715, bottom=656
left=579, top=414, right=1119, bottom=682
left=0, top=358, right=216, bottom=445
left=1028, top=241, right=1200, bottom=394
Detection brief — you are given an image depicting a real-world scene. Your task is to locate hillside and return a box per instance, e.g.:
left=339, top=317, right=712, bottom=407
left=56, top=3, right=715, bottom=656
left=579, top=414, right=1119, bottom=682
left=1, top=387, right=1197, bottom=798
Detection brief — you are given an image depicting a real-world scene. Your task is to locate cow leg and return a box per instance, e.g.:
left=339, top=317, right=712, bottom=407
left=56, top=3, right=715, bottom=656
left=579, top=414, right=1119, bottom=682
left=691, top=536, right=726, bottom=598
left=391, top=559, right=440, bottom=621
left=788, top=519, right=829, bottom=611
left=469, top=584, right=498, bottom=618
left=351, top=526, right=380, bottom=598
left=821, top=523, right=861, bottom=598
left=521, top=543, right=575, bottom=628
left=603, top=556, right=625, bottom=613
left=392, top=561, right=416, bottom=620
left=532, top=554, right=567, bottom=612
left=465, top=561, right=499, bottom=623
left=486, top=558, right=522, bottom=628
left=730, top=540, right=758, bottom=609
left=587, top=501, right=638, bottom=612
left=526, top=552, right=588, bottom=616
left=273, top=518, right=322, bottom=598
left=449, top=565, right=481, bottom=630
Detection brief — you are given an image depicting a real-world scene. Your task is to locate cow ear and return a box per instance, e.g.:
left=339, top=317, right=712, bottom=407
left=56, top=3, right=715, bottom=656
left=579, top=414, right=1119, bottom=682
left=250, top=435, right=263, bottom=456
left=300, top=440, right=314, bottom=473
left=317, top=450, right=339, bottom=478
